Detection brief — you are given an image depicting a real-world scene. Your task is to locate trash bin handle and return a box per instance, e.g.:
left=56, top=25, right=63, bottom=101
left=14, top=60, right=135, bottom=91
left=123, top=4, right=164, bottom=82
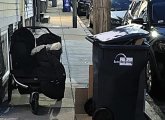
left=86, top=36, right=98, bottom=44
left=24, top=26, right=52, bottom=34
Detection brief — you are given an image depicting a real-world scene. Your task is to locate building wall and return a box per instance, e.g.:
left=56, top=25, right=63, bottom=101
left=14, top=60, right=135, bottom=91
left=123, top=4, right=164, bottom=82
left=0, top=0, right=35, bottom=103
left=0, top=0, right=21, bottom=103
left=24, top=0, right=33, bottom=19
left=0, top=0, right=20, bottom=29
left=0, top=0, right=34, bottom=29
left=20, top=0, right=34, bottom=26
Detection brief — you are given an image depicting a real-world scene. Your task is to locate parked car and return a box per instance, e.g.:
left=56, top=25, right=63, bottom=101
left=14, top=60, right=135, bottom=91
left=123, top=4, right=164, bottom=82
left=123, top=0, right=165, bottom=101
left=88, top=0, right=131, bottom=28
left=122, top=0, right=142, bottom=25
left=77, top=0, right=91, bottom=16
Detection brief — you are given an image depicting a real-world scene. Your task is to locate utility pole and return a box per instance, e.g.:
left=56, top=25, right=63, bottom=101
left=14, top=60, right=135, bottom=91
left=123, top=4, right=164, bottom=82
left=93, top=0, right=110, bottom=34
left=22, top=0, right=25, bottom=27
left=72, top=0, right=77, bottom=28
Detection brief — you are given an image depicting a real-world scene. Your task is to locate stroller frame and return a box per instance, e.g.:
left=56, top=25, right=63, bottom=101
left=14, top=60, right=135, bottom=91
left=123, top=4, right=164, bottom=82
left=8, top=26, right=65, bottom=114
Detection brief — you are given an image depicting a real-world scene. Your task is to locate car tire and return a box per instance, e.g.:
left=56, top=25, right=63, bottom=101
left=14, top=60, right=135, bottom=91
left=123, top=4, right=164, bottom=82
left=86, top=6, right=90, bottom=19
left=88, top=17, right=93, bottom=28
left=77, top=8, right=83, bottom=16
left=147, top=58, right=165, bottom=101
left=86, top=12, right=89, bottom=19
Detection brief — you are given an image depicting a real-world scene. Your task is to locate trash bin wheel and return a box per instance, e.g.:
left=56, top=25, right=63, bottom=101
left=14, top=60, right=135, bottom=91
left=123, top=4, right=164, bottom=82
left=30, top=92, right=39, bottom=115
left=84, top=97, right=95, bottom=116
left=92, top=108, right=114, bottom=120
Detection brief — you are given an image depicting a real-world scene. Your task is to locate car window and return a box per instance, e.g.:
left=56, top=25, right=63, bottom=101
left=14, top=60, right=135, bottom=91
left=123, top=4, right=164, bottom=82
left=137, top=0, right=148, bottom=17
left=123, top=0, right=165, bottom=26
left=111, top=0, right=130, bottom=11
left=152, top=2, right=165, bottom=24
left=122, top=1, right=141, bottom=25
left=123, top=1, right=141, bottom=20
left=139, top=8, right=148, bottom=22
left=130, top=1, right=141, bottom=17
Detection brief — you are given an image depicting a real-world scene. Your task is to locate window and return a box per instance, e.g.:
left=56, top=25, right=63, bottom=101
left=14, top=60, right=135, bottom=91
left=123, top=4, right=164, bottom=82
left=111, top=0, right=130, bottom=11
left=131, top=1, right=141, bottom=17
left=137, top=1, right=148, bottom=17
left=123, top=1, right=141, bottom=24
left=152, top=2, right=165, bottom=24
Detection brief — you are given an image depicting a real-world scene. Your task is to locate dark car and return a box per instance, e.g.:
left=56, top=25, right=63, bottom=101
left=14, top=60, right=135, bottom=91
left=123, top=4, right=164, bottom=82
left=77, top=0, right=91, bottom=16
left=123, top=0, right=165, bottom=101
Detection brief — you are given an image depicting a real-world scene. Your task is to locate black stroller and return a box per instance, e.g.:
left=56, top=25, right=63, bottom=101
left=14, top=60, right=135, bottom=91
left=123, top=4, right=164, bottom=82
left=8, top=26, right=66, bottom=114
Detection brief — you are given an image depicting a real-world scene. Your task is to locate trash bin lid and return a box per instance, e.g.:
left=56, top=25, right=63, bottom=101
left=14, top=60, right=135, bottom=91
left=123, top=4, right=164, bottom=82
left=90, top=24, right=149, bottom=44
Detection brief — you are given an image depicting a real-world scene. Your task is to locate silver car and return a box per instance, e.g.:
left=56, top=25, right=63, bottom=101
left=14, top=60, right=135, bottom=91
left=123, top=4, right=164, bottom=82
left=88, top=0, right=131, bottom=29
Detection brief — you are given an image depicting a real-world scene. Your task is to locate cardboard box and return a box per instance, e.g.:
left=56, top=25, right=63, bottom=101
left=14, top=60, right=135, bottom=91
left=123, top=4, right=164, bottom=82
left=74, top=65, right=94, bottom=120
left=75, top=88, right=88, bottom=114
left=88, top=65, right=93, bottom=99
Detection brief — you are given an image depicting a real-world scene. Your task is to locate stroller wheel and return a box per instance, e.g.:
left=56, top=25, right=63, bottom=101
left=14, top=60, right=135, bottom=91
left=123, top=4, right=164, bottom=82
left=30, top=92, right=39, bottom=115
left=93, top=108, right=114, bottom=120
left=8, top=75, right=13, bottom=102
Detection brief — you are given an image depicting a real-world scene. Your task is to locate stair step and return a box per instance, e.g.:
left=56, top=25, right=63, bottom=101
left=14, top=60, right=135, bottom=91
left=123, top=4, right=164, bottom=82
left=41, top=15, right=50, bottom=23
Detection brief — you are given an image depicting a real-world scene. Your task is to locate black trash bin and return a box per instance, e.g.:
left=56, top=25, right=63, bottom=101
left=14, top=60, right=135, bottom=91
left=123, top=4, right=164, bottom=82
left=52, top=0, right=57, bottom=7
left=86, top=25, right=149, bottom=120
left=63, top=0, right=71, bottom=12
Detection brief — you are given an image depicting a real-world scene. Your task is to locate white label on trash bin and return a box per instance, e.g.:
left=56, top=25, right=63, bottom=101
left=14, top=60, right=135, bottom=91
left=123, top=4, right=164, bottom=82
left=65, top=3, right=70, bottom=6
left=119, top=57, right=133, bottom=66
left=114, top=53, right=133, bottom=66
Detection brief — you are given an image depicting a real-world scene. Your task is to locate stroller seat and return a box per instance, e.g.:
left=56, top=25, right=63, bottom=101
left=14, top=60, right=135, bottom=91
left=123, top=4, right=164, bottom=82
left=9, top=27, right=66, bottom=114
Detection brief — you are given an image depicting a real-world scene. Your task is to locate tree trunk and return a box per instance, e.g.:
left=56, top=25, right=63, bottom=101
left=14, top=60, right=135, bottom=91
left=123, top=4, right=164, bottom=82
left=93, top=0, right=110, bottom=34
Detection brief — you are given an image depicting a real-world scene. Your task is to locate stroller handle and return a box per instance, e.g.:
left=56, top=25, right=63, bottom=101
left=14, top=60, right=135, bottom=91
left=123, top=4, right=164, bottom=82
left=25, top=26, right=52, bottom=34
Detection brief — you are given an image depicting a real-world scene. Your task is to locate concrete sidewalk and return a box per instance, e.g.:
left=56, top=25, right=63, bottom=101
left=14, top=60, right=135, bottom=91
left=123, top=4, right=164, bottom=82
left=0, top=1, right=92, bottom=120
left=0, top=0, right=164, bottom=120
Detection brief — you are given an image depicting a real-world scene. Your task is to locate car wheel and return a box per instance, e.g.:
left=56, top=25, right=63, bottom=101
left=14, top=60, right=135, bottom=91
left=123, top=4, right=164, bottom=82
left=86, top=6, right=90, bottom=19
left=88, top=17, right=93, bottom=28
left=77, top=8, right=83, bottom=16
left=147, top=58, right=165, bottom=101
left=86, top=12, right=89, bottom=19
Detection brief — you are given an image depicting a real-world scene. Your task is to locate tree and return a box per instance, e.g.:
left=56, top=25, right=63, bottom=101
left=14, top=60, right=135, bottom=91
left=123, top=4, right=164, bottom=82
left=93, top=0, right=110, bottom=34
